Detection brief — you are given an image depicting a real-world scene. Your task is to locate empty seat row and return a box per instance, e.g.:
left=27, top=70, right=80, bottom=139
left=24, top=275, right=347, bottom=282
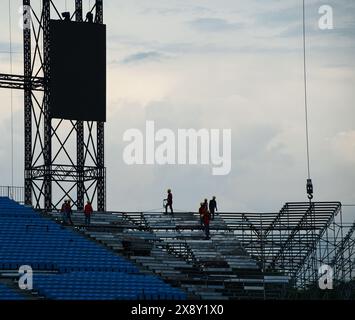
left=32, top=272, right=186, bottom=300
left=0, top=283, right=26, bottom=301
left=0, top=197, right=186, bottom=300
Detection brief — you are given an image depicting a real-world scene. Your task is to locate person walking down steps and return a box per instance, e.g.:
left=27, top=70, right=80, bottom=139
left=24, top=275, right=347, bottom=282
left=203, top=208, right=211, bottom=240
left=164, top=189, right=174, bottom=215
left=84, top=201, right=93, bottom=225
left=65, top=200, right=73, bottom=226
left=199, top=202, right=205, bottom=226
left=61, top=200, right=68, bottom=224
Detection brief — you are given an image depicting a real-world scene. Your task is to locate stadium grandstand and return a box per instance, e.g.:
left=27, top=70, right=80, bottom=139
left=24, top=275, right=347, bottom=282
left=0, top=193, right=354, bottom=300
left=0, top=0, right=354, bottom=302
left=0, top=197, right=186, bottom=300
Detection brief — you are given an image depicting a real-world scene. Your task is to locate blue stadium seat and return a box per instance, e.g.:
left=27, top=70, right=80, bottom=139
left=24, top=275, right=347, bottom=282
left=0, top=197, right=186, bottom=300
left=0, top=283, right=26, bottom=301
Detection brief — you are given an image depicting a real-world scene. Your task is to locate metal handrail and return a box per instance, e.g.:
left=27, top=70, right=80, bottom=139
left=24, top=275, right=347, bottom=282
left=0, top=186, right=24, bottom=204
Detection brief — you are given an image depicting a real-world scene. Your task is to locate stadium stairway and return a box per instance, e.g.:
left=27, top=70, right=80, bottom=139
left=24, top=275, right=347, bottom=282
left=0, top=197, right=186, bottom=300
left=48, top=210, right=290, bottom=300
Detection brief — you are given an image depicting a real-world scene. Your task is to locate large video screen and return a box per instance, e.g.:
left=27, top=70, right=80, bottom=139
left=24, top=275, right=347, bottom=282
left=49, top=19, right=106, bottom=122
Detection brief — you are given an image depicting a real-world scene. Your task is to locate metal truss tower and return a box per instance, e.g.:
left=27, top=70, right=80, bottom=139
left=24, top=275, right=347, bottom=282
left=0, top=0, right=106, bottom=211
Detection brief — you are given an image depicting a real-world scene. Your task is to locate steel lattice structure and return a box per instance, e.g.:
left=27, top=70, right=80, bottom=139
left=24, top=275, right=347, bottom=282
left=0, top=0, right=106, bottom=211
left=111, top=202, right=354, bottom=296
left=219, top=202, right=353, bottom=291
left=105, top=202, right=354, bottom=294
left=331, top=220, right=355, bottom=282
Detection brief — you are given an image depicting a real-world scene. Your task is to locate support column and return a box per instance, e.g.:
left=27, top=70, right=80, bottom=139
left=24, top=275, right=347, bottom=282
left=43, top=0, right=52, bottom=210
left=23, top=0, right=32, bottom=206
left=95, top=0, right=106, bottom=212
left=76, top=0, right=85, bottom=210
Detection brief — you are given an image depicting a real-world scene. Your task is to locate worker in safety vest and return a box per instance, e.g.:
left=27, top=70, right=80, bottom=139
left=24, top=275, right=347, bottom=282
left=84, top=201, right=93, bottom=225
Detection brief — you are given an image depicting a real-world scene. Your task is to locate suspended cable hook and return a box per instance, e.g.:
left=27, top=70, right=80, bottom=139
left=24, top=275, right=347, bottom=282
left=307, top=178, right=313, bottom=200
left=302, top=0, right=314, bottom=201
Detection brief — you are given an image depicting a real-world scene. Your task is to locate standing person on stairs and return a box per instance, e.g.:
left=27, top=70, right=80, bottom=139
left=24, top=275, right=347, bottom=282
left=164, top=189, right=173, bottom=215
left=66, top=200, right=74, bottom=226
left=61, top=200, right=68, bottom=224
left=209, top=196, right=218, bottom=220
left=84, top=201, right=93, bottom=225
left=203, top=209, right=211, bottom=240
left=199, top=202, right=205, bottom=226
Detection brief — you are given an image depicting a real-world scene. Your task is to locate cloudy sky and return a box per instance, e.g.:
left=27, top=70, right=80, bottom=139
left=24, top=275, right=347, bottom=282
left=0, top=0, right=354, bottom=220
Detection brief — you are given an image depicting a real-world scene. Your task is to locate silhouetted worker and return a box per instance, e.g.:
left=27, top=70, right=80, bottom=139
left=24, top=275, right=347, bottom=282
left=65, top=200, right=73, bottom=226
left=61, top=200, right=68, bottom=224
left=164, top=189, right=173, bottom=215
left=203, top=209, right=211, bottom=240
left=209, top=196, right=218, bottom=220
left=203, top=199, right=208, bottom=211
left=199, top=202, right=205, bottom=226
left=84, top=201, right=93, bottom=225
left=202, top=199, right=209, bottom=223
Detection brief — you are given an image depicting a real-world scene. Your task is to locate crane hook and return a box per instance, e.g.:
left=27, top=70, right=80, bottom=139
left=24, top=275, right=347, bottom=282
left=307, top=178, right=313, bottom=200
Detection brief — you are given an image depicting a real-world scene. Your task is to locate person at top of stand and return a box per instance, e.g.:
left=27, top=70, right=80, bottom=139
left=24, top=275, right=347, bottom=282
left=209, top=196, right=218, bottom=220
left=164, top=189, right=173, bottom=215
left=203, top=198, right=208, bottom=211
